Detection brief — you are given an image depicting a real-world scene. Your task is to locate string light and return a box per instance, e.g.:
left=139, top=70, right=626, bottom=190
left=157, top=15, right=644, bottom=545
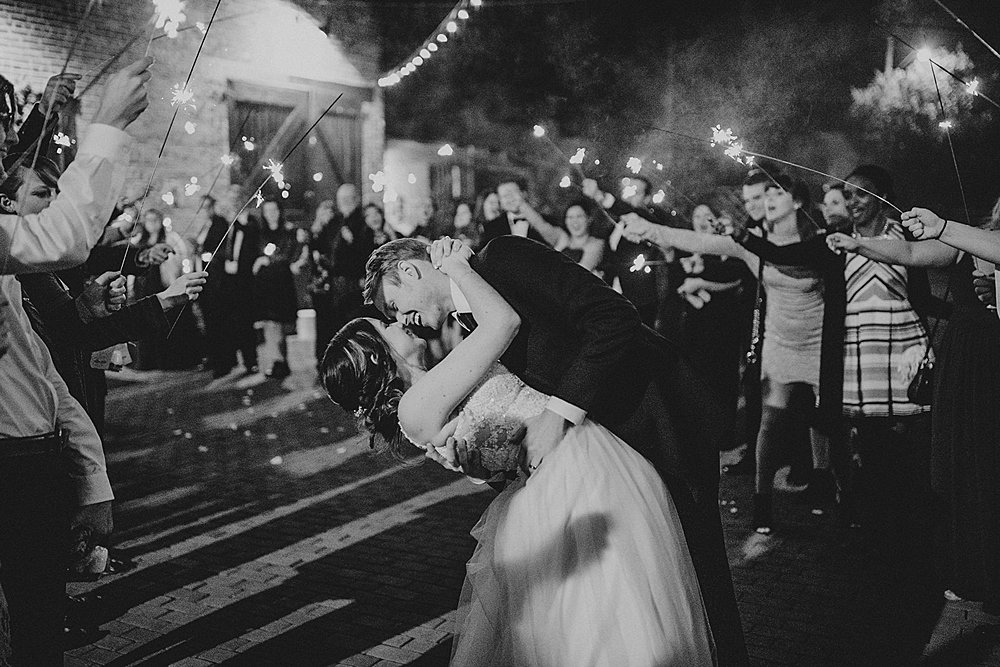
left=709, top=124, right=754, bottom=165
left=378, top=0, right=481, bottom=87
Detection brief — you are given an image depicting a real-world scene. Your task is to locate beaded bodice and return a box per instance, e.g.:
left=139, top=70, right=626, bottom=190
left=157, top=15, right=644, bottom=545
left=452, top=363, right=550, bottom=472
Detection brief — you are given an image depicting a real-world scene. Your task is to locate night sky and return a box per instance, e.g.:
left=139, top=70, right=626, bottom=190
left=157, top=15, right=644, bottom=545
left=367, top=0, right=1000, bottom=218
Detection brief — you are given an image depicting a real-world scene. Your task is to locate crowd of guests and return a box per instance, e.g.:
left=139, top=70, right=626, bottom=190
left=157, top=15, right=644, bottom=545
left=3, top=56, right=999, bottom=665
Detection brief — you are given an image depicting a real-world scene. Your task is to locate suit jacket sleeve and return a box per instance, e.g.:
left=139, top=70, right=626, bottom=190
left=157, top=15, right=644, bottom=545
left=479, top=236, right=642, bottom=416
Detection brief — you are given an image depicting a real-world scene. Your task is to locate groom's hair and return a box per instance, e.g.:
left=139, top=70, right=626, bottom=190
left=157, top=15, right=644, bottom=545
left=363, top=237, right=430, bottom=309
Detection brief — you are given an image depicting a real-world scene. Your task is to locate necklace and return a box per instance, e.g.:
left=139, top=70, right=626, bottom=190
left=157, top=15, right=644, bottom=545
left=852, top=216, right=890, bottom=239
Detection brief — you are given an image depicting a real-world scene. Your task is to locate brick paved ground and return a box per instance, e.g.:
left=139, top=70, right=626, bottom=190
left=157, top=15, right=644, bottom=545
left=64, top=338, right=1000, bottom=666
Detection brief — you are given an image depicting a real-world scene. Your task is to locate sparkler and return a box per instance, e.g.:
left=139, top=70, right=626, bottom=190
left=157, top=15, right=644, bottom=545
left=875, top=22, right=1000, bottom=111
left=930, top=63, right=972, bottom=225
left=0, top=0, right=99, bottom=273
left=709, top=125, right=754, bottom=166
left=263, top=159, right=285, bottom=188
left=152, top=0, right=187, bottom=39
left=170, top=83, right=196, bottom=111
left=649, top=125, right=905, bottom=214
left=166, top=92, right=345, bottom=340
left=119, top=0, right=224, bottom=273
left=929, top=0, right=1000, bottom=63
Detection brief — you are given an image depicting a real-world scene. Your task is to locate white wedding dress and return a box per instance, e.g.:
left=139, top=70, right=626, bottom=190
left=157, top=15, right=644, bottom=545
left=445, top=364, right=716, bottom=666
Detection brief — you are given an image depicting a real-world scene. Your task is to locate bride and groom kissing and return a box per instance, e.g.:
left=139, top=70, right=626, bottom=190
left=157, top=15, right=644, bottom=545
left=321, top=234, right=747, bottom=666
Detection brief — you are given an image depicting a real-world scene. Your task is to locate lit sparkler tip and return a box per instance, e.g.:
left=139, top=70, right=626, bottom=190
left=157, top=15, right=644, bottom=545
left=263, top=159, right=285, bottom=187
left=630, top=254, right=647, bottom=273
left=626, top=156, right=642, bottom=174
left=966, top=78, right=980, bottom=96
left=252, top=190, right=264, bottom=208
left=170, top=83, right=196, bottom=111
left=938, top=119, right=954, bottom=130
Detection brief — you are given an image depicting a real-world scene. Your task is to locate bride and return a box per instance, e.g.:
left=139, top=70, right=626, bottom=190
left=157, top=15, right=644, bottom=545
left=321, top=238, right=715, bottom=666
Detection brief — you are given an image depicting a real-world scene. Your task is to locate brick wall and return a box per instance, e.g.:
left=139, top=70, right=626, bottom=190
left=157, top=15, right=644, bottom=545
left=0, top=0, right=382, bottom=231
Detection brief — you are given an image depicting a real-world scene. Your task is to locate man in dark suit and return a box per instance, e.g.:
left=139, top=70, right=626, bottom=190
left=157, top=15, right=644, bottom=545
left=365, top=235, right=748, bottom=666
left=197, top=195, right=234, bottom=378
left=310, top=184, right=373, bottom=373
left=216, top=207, right=259, bottom=376
left=480, top=178, right=562, bottom=248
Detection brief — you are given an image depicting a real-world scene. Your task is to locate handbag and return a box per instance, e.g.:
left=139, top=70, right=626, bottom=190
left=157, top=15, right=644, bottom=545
left=907, top=354, right=934, bottom=405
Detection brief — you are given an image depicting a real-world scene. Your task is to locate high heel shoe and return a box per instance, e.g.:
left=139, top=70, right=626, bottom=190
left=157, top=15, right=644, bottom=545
left=752, top=493, right=773, bottom=535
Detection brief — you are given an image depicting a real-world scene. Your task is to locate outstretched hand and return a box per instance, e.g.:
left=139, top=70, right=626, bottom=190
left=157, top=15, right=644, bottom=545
left=92, top=56, right=152, bottom=130
left=901, top=207, right=947, bottom=240
left=620, top=212, right=656, bottom=245
left=157, top=271, right=208, bottom=309
left=826, top=232, right=859, bottom=254
left=428, top=236, right=473, bottom=275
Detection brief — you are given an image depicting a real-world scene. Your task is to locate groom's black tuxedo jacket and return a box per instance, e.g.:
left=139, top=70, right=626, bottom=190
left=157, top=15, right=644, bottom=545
left=473, top=236, right=723, bottom=502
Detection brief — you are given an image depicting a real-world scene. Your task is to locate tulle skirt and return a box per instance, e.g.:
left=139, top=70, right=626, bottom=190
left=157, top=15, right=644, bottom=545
left=451, top=420, right=716, bottom=667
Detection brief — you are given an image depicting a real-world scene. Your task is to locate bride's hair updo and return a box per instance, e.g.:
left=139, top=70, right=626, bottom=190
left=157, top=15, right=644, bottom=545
left=320, top=318, right=408, bottom=457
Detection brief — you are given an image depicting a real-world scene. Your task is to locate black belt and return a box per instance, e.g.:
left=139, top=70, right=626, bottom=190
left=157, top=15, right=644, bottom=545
left=0, top=429, right=66, bottom=459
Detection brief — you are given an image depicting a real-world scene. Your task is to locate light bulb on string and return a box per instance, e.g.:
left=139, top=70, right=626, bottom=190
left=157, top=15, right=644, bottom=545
left=420, top=48, right=431, bottom=59
left=428, top=43, right=438, bottom=52
left=437, top=33, right=448, bottom=43
left=458, top=9, right=470, bottom=19
left=413, top=56, right=424, bottom=66
left=446, top=21, right=458, bottom=33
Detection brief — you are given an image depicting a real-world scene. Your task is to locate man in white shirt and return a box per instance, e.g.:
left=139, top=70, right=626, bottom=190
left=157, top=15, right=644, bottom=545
left=0, top=57, right=150, bottom=666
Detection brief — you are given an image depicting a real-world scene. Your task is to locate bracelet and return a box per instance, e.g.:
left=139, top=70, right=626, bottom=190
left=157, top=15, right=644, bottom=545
left=934, top=219, right=949, bottom=240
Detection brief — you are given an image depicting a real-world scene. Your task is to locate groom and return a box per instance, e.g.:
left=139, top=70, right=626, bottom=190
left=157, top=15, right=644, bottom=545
left=365, top=235, right=747, bottom=665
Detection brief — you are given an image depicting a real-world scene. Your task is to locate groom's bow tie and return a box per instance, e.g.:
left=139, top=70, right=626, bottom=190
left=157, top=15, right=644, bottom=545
left=454, top=311, right=478, bottom=332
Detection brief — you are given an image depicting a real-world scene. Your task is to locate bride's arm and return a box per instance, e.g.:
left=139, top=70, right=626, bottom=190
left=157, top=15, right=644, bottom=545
left=397, top=241, right=520, bottom=445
